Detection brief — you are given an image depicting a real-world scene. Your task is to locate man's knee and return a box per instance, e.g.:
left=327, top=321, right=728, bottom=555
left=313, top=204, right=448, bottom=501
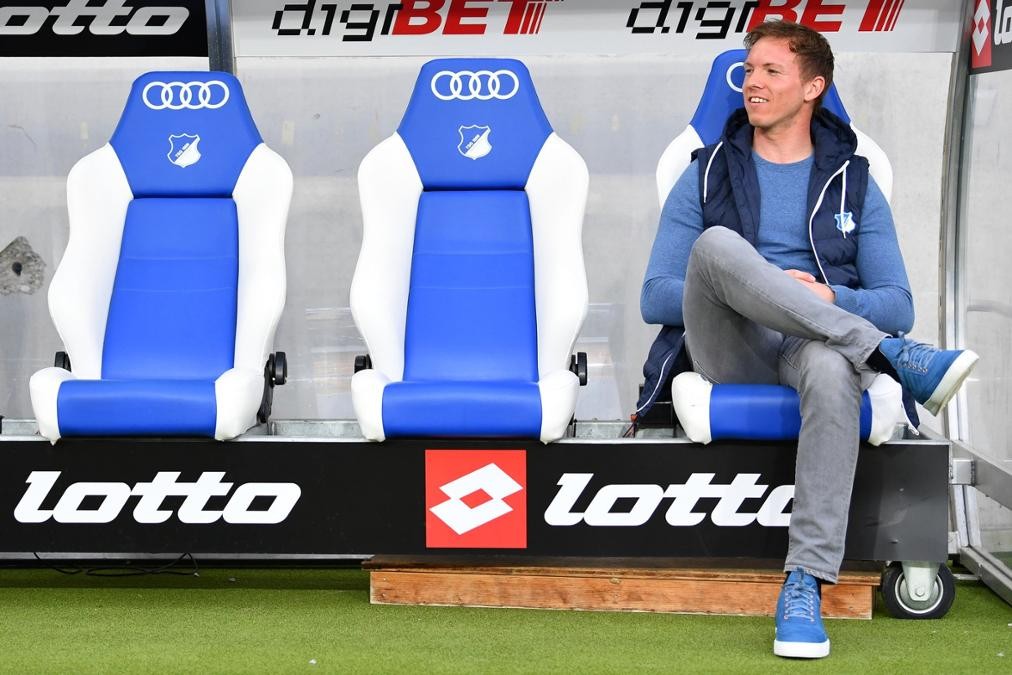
left=690, top=226, right=744, bottom=262
left=794, top=343, right=861, bottom=394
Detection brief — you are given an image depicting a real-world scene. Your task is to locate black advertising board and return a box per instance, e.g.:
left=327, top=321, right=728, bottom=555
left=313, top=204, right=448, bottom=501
left=0, top=0, right=208, bottom=57
left=970, top=0, right=1012, bottom=73
left=0, top=437, right=948, bottom=563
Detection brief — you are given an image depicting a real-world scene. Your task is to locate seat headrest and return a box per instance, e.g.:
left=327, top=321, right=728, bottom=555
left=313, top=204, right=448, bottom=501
left=110, top=71, right=263, bottom=197
left=397, top=58, right=552, bottom=190
left=691, top=49, right=851, bottom=146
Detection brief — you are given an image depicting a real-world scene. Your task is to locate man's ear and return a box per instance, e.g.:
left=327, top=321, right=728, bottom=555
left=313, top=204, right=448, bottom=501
left=804, top=75, right=826, bottom=103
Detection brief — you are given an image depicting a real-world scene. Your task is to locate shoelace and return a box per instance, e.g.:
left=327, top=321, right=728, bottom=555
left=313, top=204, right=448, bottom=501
left=782, top=582, right=817, bottom=621
left=894, top=332, right=933, bottom=373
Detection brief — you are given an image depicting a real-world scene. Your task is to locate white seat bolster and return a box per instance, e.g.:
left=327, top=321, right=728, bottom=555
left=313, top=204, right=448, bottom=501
left=538, top=369, right=580, bottom=444
left=351, top=369, right=391, bottom=442
left=525, top=133, right=589, bottom=380
left=29, top=367, right=77, bottom=443
left=866, top=373, right=908, bottom=446
left=656, top=127, right=704, bottom=209
left=852, top=125, right=893, bottom=203
left=232, top=144, right=293, bottom=376
left=671, top=372, right=713, bottom=444
left=49, top=144, right=133, bottom=381
left=214, top=368, right=266, bottom=441
left=351, top=134, right=422, bottom=385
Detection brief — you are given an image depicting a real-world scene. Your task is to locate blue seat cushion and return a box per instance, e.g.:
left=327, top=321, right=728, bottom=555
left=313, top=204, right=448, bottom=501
left=103, top=198, right=238, bottom=381
left=57, top=379, right=216, bottom=437
left=403, top=190, right=538, bottom=383
left=383, top=381, right=541, bottom=438
left=709, top=384, right=873, bottom=441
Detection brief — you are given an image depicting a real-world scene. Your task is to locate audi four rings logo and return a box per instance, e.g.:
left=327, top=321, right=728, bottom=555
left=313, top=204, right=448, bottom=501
left=142, top=80, right=230, bottom=110
left=430, top=69, right=520, bottom=101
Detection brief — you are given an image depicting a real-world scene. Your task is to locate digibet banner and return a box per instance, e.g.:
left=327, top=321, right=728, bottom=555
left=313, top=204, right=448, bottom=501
left=233, top=0, right=961, bottom=56
left=0, top=0, right=207, bottom=57
left=0, top=437, right=947, bottom=561
left=970, top=0, right=1012, bottom=73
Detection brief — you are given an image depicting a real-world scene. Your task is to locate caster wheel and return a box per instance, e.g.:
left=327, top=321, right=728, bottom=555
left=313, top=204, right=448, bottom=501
left=880, top=562, right=955, bottom=619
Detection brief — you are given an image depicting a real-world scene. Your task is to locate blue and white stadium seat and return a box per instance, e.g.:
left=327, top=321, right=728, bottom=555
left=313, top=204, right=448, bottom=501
left=30, top=73, right=292, bottom=442
left=351, top=59, right=589, bottom=442
left=655, top=50, right=905, bottom=445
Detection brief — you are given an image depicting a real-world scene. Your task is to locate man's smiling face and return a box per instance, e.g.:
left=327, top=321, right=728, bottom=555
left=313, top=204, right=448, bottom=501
left=743, top=37, right=823, bottom=134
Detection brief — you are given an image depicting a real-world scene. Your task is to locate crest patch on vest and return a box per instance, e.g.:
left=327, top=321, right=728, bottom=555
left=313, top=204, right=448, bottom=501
left=835, top=211, right=857, bottom=236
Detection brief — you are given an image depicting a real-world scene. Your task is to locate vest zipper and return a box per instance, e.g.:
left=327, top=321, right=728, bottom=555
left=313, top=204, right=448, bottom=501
left=702, top=141, right=724, bottom=204
left=807, top=160, right=850, bottom=284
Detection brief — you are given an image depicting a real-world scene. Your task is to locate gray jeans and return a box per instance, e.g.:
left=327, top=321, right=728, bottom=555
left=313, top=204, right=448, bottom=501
left=682, top=227, right=887, bottom=583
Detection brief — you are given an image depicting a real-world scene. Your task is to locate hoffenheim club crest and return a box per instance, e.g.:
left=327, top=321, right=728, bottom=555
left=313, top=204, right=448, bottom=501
left=167, top=133, right=202, bottom=168
left=835, top=211, right=856, bottom=236
left=457, top=125, right=492, bottom=160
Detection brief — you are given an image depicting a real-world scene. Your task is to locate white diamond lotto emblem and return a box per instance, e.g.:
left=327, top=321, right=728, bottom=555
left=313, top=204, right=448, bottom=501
left=430, top=463, right=522, bottom=535
left=425, top=449, right=527, bottom=548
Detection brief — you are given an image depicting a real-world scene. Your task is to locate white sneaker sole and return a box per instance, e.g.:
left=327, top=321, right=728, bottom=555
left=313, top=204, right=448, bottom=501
left=774, top=638, right=830, bottom=659
left=923, top=350, right=979, bottom=416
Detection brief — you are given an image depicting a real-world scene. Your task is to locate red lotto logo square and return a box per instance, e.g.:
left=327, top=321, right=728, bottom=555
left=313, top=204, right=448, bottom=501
left=972, top=0, right=993, bottom=69
left=425, top=449, right=527, bottom=549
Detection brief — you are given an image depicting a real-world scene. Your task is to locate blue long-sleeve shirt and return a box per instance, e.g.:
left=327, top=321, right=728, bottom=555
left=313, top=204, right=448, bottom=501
left=641, top=154, right=914, bottom=335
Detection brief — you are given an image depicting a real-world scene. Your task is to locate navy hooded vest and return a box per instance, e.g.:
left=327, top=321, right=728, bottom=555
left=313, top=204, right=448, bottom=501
left=694, top=107, right=869, bottom=289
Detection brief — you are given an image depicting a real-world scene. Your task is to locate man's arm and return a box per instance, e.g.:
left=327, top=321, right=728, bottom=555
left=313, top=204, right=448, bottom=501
left=830, top=177, right=915, bottom=335
left=641, top=161, right=705, bottom=326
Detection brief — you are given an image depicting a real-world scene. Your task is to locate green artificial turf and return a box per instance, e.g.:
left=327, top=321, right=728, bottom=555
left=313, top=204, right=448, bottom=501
left=0, top=567, right=1009, bottom=674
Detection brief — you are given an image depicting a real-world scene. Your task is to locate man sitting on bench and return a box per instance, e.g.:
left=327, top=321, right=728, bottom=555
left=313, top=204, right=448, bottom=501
left=641, top=21, right=978, bottom=659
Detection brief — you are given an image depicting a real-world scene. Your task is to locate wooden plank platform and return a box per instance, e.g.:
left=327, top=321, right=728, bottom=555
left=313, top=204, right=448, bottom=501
left=366, top=557, right=881, bottom=619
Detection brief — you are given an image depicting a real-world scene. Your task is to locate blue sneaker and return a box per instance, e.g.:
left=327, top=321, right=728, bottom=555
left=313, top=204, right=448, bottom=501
left=878, top=335, right=979, bottom=416
left=774, top=570, right=830, bottom=659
